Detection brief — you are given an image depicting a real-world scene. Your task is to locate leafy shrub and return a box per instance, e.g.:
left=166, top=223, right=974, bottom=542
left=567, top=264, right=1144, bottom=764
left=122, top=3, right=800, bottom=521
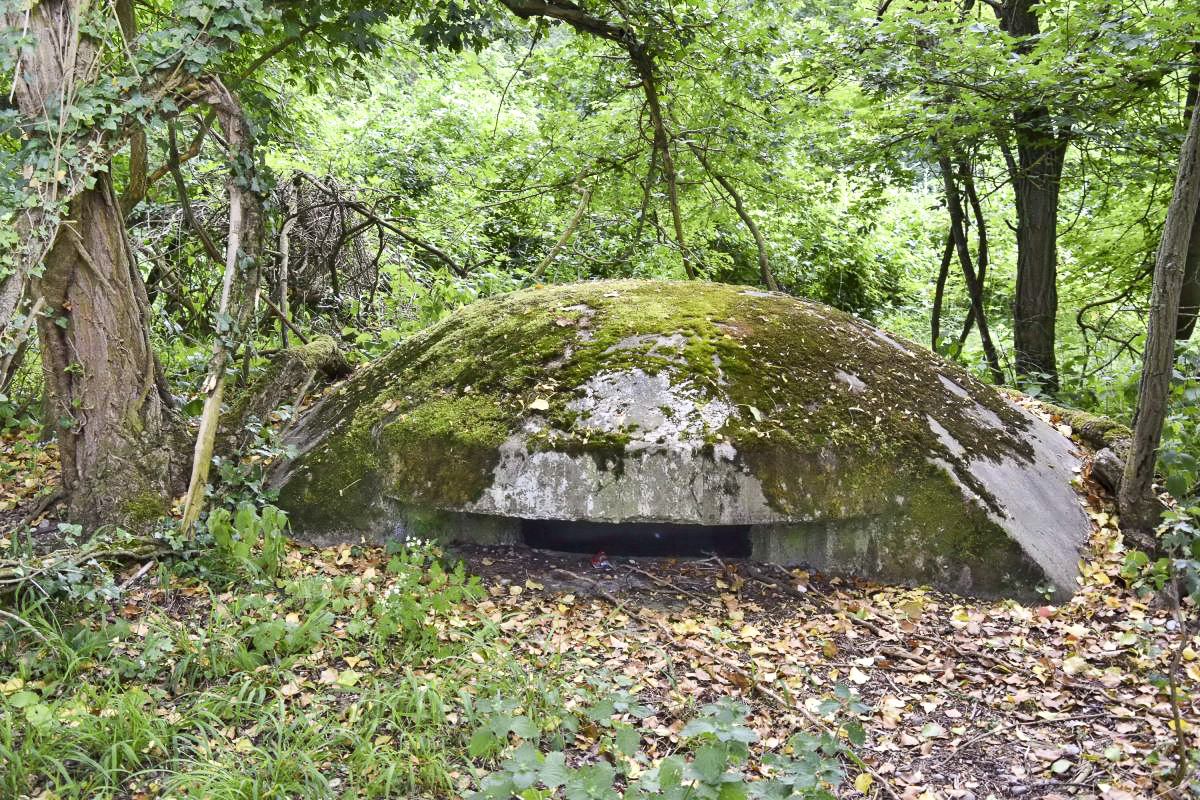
left=205, top=502, right=288, bottom=579
left=469, top=694, right=851, bottom=800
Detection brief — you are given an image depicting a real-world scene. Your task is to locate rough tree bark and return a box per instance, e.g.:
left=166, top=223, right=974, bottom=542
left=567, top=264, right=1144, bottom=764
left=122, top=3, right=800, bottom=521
left=1118, top=98, right=1200, bottom=530
left=6, top=0, right=187, bottom=528
left=1006, top=123, right=1067, bottom=391
left=36, top=174, right=185, bottom=528
left=994, top=0, right=1070, bottom=392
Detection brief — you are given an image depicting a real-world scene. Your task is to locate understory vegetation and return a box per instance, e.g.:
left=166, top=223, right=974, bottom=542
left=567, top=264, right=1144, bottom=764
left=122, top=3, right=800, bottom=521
left=0, top=477, right=1196, bottom=799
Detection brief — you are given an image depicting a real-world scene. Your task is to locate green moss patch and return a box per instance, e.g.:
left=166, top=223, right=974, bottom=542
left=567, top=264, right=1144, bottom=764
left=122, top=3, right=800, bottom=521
left=274, top=279, right=1041, bottom=541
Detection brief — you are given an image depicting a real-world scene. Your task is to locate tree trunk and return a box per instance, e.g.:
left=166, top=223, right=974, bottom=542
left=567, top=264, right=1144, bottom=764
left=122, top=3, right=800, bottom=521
left=1178, top=212, right=1200, bottom=339
left=956, top=157, right=989, bottom=345
left=939, top=157, right=1005, bottom=384
left=1119, top=98, right=1200, bottom=531
left=36, top=173, right=184, bottom=529
left=1007, top=121, right=1067, bottom=392
left=179, top=80, right=265, bottom=534
left=629, top=45, right=696, bottom=279
left=1177, top=56, right=1200, bottom=340
left=992, top=0, right=1068, bottom=391
left=687, top=142, right=779, bottom=291
left=931, top=232, right=953, bottom=351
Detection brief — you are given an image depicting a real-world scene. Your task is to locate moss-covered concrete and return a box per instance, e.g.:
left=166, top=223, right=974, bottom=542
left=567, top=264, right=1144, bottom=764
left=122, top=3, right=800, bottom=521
left=272, top=280, right=1088, bottom=599
left=997, top=388, right=1131, bottom=454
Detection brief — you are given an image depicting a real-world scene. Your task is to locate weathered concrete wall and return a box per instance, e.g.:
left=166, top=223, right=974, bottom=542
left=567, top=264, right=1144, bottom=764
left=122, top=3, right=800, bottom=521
left=272, top=280, right=1092, bottom=601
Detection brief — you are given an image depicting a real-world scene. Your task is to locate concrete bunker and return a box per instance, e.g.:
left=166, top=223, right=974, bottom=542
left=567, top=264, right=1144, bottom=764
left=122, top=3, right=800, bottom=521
left=271, top=279, right=1092, bottom=602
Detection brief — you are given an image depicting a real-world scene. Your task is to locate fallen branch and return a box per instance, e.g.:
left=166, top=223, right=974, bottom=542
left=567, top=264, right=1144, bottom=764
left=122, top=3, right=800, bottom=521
left=0, top=535, right=167, bottom=592
left=0, top=608, right=50, bottom=644
left=549, top=567, right=626, bottom=610
left=624, top=563, right=705, bottom=602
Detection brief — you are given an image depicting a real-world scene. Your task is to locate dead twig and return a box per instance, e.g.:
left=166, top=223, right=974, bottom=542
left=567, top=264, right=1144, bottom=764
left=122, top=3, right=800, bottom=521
left=117, top=559, right=156, bottom=593
left=549, top=567, right=626, bottom=610
left=624, top=563, right=706, bottom=603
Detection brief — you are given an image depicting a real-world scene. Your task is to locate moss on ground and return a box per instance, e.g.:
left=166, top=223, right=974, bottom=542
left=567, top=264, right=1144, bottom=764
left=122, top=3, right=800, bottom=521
left=275, top=280, right=1039, bottom=546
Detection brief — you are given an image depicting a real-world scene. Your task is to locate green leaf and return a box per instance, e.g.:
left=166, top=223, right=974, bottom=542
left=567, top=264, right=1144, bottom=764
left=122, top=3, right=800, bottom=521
left=468, top=726, right=499, bottom=758
left=615, top=725, right=640, bottom=756
left=692, top=744, right=728, bottom=783
left=509, top=715, right=539, bottom=739
left=541, top=751, right=570, bottom=788
left=25, top=703, right=52, bottom=727
left=8, top=690, right=39, bottom=708
left=657, top=755, right=684, bottom=790
left=565, top=762, right=616, bottom=800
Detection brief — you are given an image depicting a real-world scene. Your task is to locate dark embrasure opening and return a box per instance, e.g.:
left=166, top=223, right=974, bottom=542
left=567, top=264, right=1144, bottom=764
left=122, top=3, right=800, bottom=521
left=520, top=518, right=752, bottom=558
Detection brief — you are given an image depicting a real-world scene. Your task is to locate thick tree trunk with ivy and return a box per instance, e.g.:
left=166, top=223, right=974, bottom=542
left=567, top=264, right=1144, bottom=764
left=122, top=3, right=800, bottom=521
left=7, top=0, right=186, bottom=529
left=1119, top=99, right=1200, bottom=531
left=36, top=174, right=185, bottom=529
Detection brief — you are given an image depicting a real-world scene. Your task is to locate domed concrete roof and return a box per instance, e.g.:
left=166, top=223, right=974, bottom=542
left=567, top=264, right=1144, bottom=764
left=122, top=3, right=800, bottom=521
left=271, top=280, right=1090, bottom=600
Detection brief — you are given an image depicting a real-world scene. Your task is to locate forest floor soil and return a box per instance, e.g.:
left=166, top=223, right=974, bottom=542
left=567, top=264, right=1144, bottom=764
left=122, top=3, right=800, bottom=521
left=1, top=425, right=1197, bottom=799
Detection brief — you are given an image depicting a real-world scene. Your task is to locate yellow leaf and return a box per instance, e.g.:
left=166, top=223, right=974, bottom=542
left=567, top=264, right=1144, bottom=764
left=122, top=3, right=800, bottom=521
left=1061, top=655, right=1089, bottom=676
left=854, top=772, right=873, bottom=793
left=336, top=669, right=362, bottom=688
left=528, top=398, right=550, bottom=411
